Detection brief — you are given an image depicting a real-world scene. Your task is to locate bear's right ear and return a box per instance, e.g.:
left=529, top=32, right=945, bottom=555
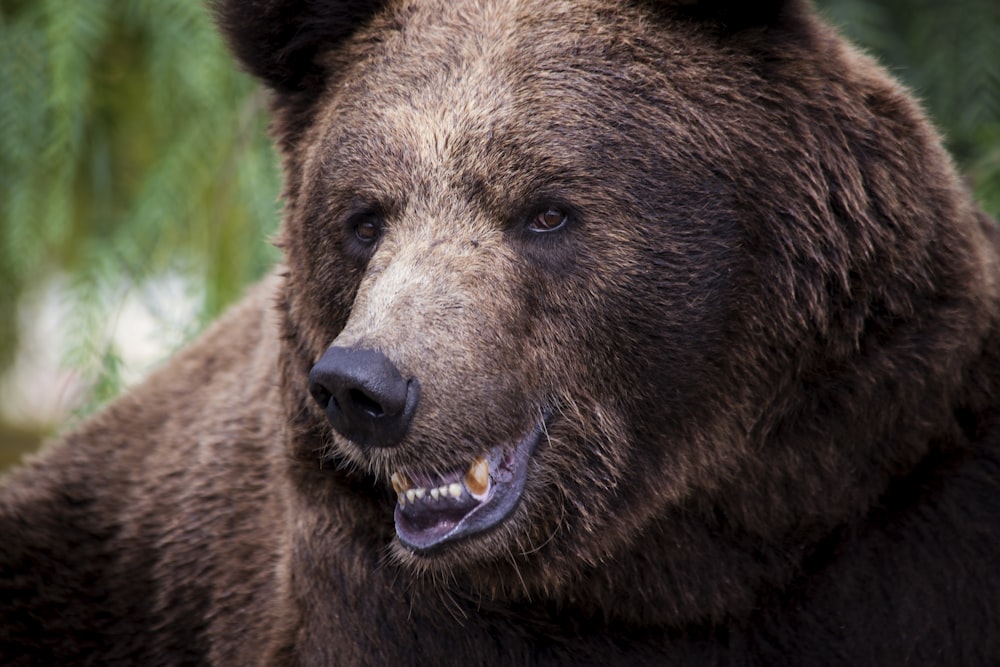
left=651, top=0, right=800, bottom=31
left=213, top=0, right=388, bottom=93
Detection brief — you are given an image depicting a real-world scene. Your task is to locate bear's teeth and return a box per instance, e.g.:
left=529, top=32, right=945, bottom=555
left=392, top=457, right=489, bottom=506
left=464, top=456, right=489, bottom=496
left=391, top=472, right=411, bottom=495
left=397, top=484, right=459, bottom=506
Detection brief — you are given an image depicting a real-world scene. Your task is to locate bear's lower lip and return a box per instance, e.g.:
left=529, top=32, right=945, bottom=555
left=392, top=416, right=547, bottom=553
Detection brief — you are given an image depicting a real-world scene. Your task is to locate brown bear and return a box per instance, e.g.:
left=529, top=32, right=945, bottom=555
left=2, top=0, right=999, bottom=664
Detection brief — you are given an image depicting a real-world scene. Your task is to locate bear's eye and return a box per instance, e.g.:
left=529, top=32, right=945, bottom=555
left=353, top=215, right=383, bottom=244
left=528, top=208, right=568, bottom=233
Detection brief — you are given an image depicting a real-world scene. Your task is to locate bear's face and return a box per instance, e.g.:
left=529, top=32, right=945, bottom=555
left=218, top=0, right=990, bottom=605
left=278, top=0, right=753, bottom=576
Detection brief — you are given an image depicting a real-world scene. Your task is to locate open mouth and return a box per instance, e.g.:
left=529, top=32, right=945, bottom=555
left=391, top=417, right=547, bottom=553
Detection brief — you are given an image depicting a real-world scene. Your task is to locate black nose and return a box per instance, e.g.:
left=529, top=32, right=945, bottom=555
left=308, top=346, right=419, bottom=449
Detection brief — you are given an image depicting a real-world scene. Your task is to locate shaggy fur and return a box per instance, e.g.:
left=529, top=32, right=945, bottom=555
left=3, top=0, right=1000, bottom=664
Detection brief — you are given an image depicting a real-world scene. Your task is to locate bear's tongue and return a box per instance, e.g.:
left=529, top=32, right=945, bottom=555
left=391, top=420, right=543, bottom=553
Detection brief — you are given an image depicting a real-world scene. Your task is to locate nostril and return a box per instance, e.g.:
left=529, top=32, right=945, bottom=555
left=309, top=382, right=333, bottom=410
left=349, top=389, right=384, bottom=418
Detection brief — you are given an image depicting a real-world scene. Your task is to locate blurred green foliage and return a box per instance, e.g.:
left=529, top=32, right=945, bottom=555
left=0, top=0, right=997, bottom=440
left=0, top=0, right=281, bottom=410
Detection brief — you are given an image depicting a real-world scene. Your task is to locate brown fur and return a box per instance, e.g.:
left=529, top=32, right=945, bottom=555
left=3, top=0, right=1000, bottom=664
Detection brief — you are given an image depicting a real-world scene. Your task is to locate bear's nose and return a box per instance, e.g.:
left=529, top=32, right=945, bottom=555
left=308, top=346, right=419, bottom=449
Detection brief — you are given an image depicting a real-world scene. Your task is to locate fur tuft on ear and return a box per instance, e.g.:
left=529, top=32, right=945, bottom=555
left=649, top=0, right=800, bottom=31
left=212, top=0, right=387, bottom=93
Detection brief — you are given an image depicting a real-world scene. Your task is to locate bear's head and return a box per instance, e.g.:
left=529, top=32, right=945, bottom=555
left=215, top=0, right=999, bottom=623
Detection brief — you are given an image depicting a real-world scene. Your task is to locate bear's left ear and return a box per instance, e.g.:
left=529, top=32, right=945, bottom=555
left=213, top=0, right=388, bottom=94
left=650, top=0, right=801, bottom=31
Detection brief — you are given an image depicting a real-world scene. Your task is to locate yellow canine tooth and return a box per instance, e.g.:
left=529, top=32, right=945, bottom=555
left=464, top=456, right=489, bottom=497
left=391, top=472, right=411, bottom=495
